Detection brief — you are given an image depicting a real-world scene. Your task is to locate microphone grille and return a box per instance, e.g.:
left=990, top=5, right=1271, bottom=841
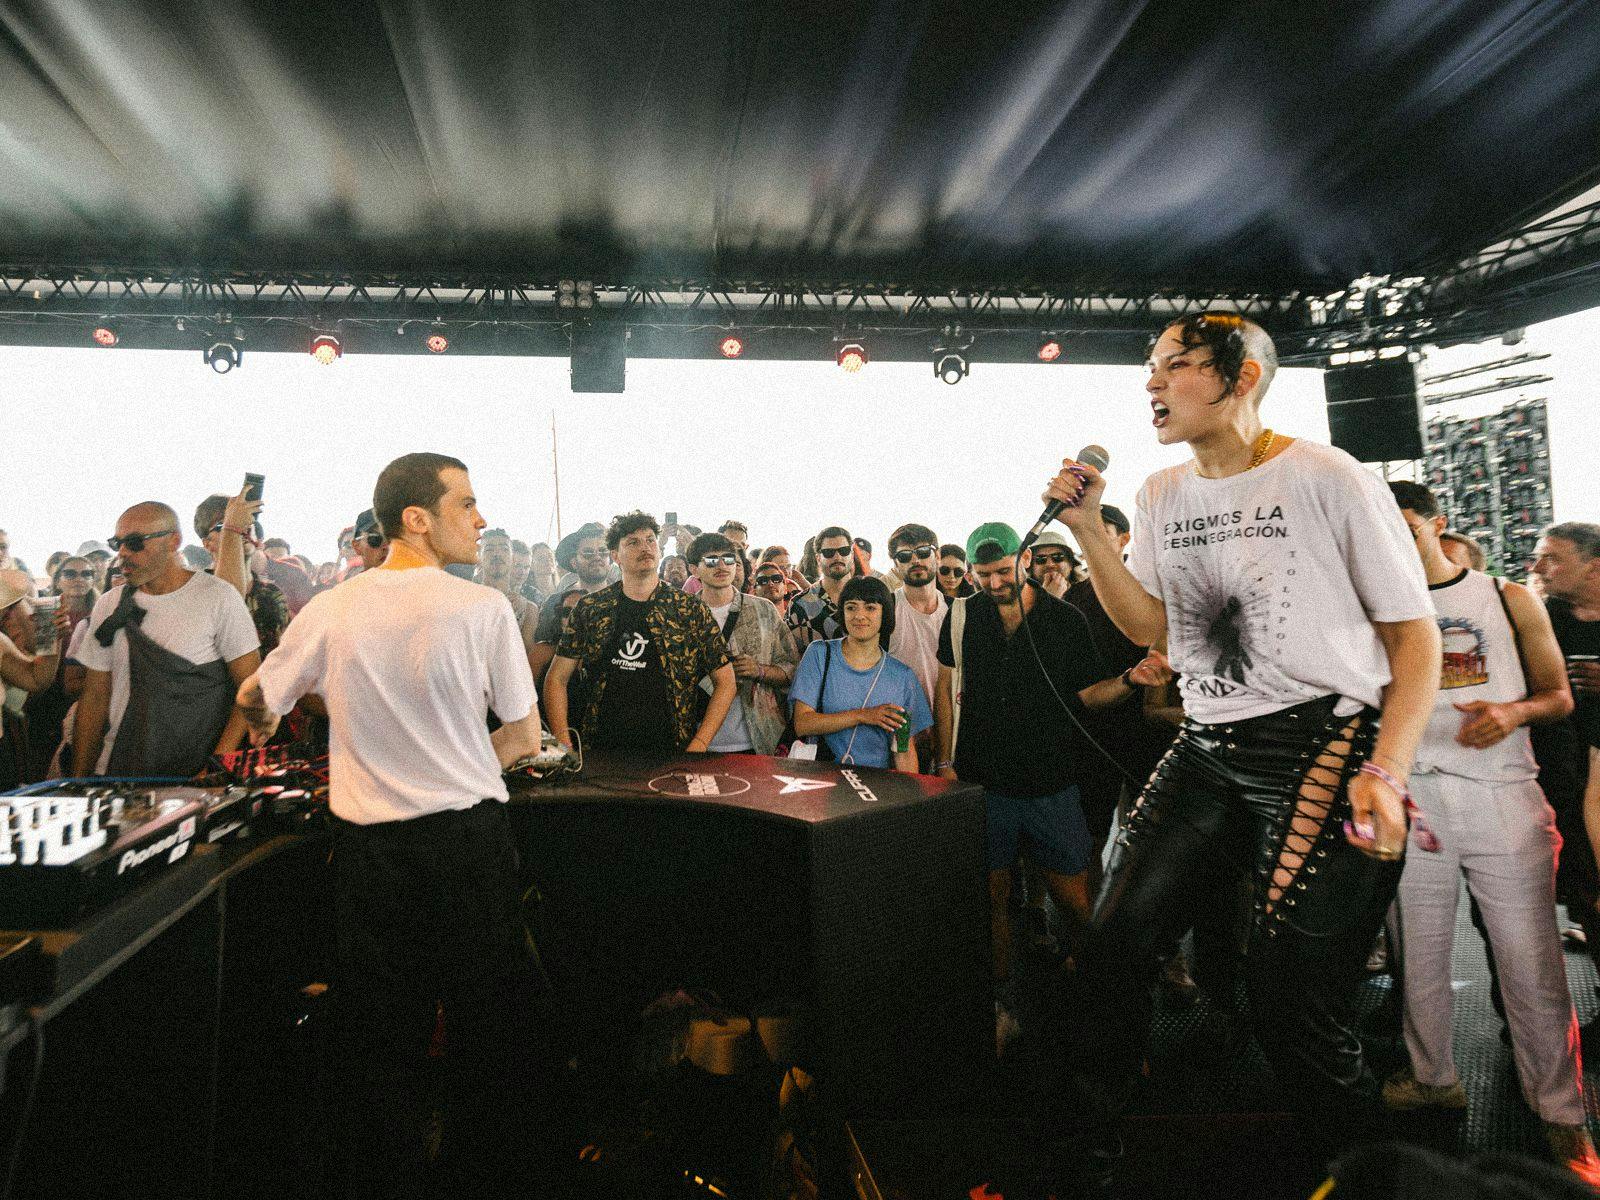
left=1077, top=444, right=1111, bottom=472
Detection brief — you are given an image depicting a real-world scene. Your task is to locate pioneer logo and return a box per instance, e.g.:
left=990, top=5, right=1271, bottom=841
left=840, top=769, right=879, bottom=804
left=117, top=827, right=192, bottom=875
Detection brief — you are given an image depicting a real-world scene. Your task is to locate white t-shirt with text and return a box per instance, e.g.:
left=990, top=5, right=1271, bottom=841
left=1126, top=439, right=1431, bottom=723
left=76, top=571, right=260, bottom=772
left=258, top=566, right=536, bottom=824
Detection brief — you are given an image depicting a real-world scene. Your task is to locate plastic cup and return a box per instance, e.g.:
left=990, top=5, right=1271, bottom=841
left=31, top=596, right=59, bottom=652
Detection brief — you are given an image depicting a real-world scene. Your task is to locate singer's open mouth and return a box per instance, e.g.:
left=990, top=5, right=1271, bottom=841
left=1151, top=402, right=1170, bottom=426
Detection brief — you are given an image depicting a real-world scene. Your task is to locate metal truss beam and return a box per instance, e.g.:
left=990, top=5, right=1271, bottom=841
left=0, top=184, right=1596, bottom=366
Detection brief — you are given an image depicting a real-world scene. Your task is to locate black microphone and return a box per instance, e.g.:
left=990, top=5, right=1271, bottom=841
left=1018, top=444, right=1110, bottom=559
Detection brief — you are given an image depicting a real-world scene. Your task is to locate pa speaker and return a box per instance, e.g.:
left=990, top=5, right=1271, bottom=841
left=570, top=324, right=626, bottom=393
left=1324, top=359, right=1422, bottom=462
left=507, top=755, right=991, bottom=1116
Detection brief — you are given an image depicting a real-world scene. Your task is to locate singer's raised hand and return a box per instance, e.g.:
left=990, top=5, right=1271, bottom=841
left=1042, top=457, right=1106, bottom=532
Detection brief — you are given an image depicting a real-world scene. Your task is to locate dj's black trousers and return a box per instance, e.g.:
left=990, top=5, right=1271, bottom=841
left=330, top=799, right=551, bottom=1200
left=1063, top=695, right=1402, bottom=1129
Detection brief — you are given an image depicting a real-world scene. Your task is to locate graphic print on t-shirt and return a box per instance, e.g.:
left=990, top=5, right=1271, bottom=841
left=613, top=632, right=650, bottom=671
left=1163, top=543, right=1280, bottom=704
left=1438, top=618, right=1489, bottom=689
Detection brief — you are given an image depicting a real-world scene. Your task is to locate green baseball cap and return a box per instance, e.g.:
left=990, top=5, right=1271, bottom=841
left=966, top=522, right=1021, bottom=564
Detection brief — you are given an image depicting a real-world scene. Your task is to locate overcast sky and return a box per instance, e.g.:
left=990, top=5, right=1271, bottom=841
left=3, top=307, right=1594, bottom=574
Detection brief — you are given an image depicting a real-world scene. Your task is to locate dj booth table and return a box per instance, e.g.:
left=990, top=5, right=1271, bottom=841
left=0, top=755, right=987, bottom=1198
left=508, top=753, right=991, bottom=1117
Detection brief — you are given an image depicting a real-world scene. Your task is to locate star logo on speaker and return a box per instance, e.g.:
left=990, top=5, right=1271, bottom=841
left=773, top=775, right=834, bottom=795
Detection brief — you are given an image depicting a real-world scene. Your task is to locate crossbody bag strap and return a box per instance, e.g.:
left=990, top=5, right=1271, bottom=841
left=950, top=596, right=967, bottom=754
left=1494, top=575, right=1531, bottom=697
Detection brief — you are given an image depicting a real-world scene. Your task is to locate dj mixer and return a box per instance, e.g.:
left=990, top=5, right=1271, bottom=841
left=0, top=781, right=210, bottom=927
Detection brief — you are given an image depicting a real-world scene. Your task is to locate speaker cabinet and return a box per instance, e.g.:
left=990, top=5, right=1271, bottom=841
left=1324, top=359, right=1422, bottom=462
left=508, top=755, right=991, bottom=1116
left=570, top=324, right=626, bottom=393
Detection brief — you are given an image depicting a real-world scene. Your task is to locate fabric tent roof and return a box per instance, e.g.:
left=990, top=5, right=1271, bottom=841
left=3, top=0, right=1598, bottom=296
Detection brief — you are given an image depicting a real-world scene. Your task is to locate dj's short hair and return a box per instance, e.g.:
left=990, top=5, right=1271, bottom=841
left=373, top=452, right=467, bottom=540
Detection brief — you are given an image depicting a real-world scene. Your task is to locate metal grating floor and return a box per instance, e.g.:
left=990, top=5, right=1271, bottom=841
left=1022, top=892, right=1600, bottom=1154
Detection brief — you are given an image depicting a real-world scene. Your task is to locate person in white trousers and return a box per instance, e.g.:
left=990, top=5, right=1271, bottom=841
left=1386, top=480, right=1598, bottom=1181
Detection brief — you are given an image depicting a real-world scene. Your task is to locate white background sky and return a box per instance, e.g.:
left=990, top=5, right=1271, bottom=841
left=2, top=307, right=1594, bottom=574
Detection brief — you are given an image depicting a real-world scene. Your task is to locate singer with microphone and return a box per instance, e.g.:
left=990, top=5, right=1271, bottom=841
left=1041, top=313, right=1441, bottom=1165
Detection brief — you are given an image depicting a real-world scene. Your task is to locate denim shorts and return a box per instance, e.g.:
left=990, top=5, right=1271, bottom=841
left=984, top=785, right=1092, bottom=875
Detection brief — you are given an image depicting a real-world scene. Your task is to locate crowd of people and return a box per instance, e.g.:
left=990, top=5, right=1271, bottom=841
left=4, top=310, right=1600, bottom=1192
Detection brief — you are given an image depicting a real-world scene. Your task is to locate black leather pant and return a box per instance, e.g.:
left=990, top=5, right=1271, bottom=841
left=1064, top=694, right=1402, bottom=1127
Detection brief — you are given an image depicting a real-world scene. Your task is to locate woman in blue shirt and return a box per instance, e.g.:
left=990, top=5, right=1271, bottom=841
left=790, top=576, right=932, bottom=771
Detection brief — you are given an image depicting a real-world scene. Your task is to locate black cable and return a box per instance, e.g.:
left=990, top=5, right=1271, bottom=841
left=1, top=1014, right=45, bottom=1200
left=1017, top=567, right=1152, bottom=789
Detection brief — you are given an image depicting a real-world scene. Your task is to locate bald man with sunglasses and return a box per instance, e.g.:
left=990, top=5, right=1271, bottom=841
left=73, top=501, right=259, bottom=776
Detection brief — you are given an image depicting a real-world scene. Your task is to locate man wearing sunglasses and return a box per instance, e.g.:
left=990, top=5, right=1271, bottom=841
left=792, top=525, right=857, bottom=645
left=885, top=523, right=947, bottom=719
left=1028, top=530, right=1080, bottom=600
left=688, top=532, right=797, bottom=756
left=352, top=508, right=389, bottom=572
left=73, top=501, right=260, bottom=777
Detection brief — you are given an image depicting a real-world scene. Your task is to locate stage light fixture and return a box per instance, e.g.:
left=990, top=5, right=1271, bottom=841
left=425, top=329, right=449, bottom=354
left=719, top=334, right=744, bottom=359
left=576, top=280, right=595, bottom=310
left=310, top=333, right=342, bottom=365
left=204, top=341, right=242, bottom=374
left=934, top=349, right=969, bottom=385
left=557, top=280, right=576, bottom=309
left=92, top=324, right=118, bottom=347
left=836, top=342, right=867, bottom=373
left=1038, top=336, right=1063, bottom=362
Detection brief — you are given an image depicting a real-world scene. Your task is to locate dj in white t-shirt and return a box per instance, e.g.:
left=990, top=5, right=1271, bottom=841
left=235, top=454, right=546, bottom=1196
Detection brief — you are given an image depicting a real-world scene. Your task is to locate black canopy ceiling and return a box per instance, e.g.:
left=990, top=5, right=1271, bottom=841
left=1, top=0, right=1598, bottom=360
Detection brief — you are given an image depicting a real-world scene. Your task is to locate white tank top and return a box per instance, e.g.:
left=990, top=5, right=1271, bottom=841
left=1416, top=569, right=1536, bottom=782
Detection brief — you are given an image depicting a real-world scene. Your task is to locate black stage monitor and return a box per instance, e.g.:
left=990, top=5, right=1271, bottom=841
left=1324, top=358, right=1422, bottom=462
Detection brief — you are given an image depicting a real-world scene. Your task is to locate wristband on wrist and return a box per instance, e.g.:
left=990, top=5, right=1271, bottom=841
left=1357, top=760, right=1408, bottom=801
left=933, top=760, right=955, bottom=771
left=1119, top=666, right=1136, bottom=688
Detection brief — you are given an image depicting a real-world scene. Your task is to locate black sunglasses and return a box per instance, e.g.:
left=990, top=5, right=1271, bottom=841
left=938, top=566, right=967, bottom=577
left=754, top=572, right=785, bottom=585
left=362, top=533, right=384, bottom=549
left=57, top=568, right=95, bottom=580
left=892, top=545, right=937, bottom=564
left=699, top=554, right=739, bottom=568
left=1033, top=552, right=1070, bottom=565
left=819, top=545, right=853, bottom=559
left=108, top=529, right=175, bottom=552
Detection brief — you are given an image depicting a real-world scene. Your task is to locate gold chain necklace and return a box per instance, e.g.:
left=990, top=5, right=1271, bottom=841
left=1248, top=428, right=1276, bottom=470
